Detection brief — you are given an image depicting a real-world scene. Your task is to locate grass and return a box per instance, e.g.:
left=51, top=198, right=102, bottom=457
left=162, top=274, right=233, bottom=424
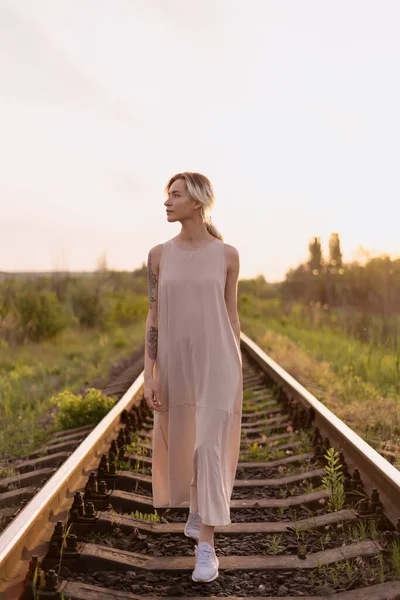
left=0, top=320, right=145, bottom=458
left=239, top=440, right=287, bottom=462
left=239, top=298, right=400, bottom=458
left=131, top=509, right=160, bottom=522
left=0, top=467, right=18, bottom=479
left=240, top=296, right=400, bottom=390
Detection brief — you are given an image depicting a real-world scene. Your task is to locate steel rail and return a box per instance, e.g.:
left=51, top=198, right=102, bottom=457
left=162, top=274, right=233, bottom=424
left=240, top=331, right=400, bottom=526
left=0, top=372, right=144, bottom=599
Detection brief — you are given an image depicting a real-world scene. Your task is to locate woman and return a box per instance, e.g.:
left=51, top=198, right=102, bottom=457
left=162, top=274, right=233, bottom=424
left=143, top=172, right=243, bottom=583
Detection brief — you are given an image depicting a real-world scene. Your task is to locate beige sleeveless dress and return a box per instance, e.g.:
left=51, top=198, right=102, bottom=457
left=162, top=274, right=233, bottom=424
left=152, top=236, right=243, bottom=526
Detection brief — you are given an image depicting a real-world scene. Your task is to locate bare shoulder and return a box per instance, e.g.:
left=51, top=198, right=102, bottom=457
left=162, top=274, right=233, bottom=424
left=223, top=242, right=240, bottom=272
left=147, top=243, right=164, bottom=272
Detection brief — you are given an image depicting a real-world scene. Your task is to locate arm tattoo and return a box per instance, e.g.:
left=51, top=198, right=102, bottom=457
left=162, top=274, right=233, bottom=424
left=147, top=252, right=157, bottom=310
left=147, top=325, right=158, bottom=360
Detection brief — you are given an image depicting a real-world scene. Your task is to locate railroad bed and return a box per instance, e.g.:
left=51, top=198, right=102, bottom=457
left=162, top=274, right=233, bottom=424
left=1, top=332, right=400, bottom=599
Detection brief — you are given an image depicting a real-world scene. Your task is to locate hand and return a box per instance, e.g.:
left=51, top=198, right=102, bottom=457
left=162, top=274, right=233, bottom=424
left=144, top=377, right=162, bottom=412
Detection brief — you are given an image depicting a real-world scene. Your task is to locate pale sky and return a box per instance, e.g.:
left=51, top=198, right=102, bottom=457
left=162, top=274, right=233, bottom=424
left=1, top=1, right=399, bottom=281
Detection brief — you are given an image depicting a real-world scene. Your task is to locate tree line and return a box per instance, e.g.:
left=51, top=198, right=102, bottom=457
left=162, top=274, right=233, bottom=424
left=239, top=233, right=400, bottom=346
left=1, top=234, right=398, bottom=346
left=282, top=233, right=399, bottom=317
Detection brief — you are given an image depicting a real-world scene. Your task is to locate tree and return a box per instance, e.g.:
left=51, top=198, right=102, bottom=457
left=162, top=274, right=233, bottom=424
left=326, top=233, right=344, bottom=307
left=328, top=233, right=343, bottom=270
left=308, top=237, right=324, bottom=274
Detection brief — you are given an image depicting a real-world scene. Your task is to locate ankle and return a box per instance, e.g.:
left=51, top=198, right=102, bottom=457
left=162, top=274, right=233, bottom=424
left=198, top=538, right=214, bottom=547
left=199, top=523, right=215, bottom=541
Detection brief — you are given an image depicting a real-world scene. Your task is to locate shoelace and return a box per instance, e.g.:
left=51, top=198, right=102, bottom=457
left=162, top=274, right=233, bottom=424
left=195, top=545, right=215, bottom=565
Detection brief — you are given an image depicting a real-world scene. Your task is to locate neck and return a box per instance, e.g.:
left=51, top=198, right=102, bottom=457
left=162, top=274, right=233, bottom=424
left=179, top=219, right=211, bottom=243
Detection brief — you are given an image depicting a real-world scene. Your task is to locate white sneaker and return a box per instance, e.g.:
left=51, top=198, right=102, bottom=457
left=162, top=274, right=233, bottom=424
left=192, top=541, right=219, bottom=583
left=184, top=511, right=201, bottom=541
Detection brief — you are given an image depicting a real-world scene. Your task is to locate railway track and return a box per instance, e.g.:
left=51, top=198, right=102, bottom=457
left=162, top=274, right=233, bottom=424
left=1, top=331, right=400, bottom=599
left=0, top=347, right=145, bottom=536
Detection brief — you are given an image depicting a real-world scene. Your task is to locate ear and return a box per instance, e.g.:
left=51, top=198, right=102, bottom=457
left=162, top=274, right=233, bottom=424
left=192, top=200, right=203, bottom=211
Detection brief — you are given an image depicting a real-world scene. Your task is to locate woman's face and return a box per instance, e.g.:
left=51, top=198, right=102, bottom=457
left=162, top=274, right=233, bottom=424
left=164, top=178, right=200, bottom=222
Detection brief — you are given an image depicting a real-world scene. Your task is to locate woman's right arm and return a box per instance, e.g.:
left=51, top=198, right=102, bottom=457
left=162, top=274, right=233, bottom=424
left=143, top=244, right=163, bottom=410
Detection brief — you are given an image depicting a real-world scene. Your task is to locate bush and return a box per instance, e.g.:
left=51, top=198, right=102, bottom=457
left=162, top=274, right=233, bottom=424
left=109, top=292, right=148, bottom=325
left=70, top=282, right=110, bottom=328
left=13, top=288, right=68, bottom=342
left=53, top=387, right=118, bottom=429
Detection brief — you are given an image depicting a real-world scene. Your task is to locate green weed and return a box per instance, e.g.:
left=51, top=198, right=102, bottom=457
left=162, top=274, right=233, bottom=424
left=131, top=509, right=160, bottom=522
left=321, top=447, right=345, bottom=511
left=267, top=534, right=281, bottom=554
left=0, top=467, right=18, bottom=479
left=243, top=389, right=256, bottom=401
left=390, top=540, right=400, bottom=575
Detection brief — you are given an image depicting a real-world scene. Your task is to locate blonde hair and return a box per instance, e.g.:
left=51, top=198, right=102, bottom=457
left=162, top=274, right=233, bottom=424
left=165, top=172, right=223, bottom=241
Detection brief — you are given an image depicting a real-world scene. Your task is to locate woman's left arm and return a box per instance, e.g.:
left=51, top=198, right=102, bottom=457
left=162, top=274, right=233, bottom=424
left=224, top=244, right=241, bottom=344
